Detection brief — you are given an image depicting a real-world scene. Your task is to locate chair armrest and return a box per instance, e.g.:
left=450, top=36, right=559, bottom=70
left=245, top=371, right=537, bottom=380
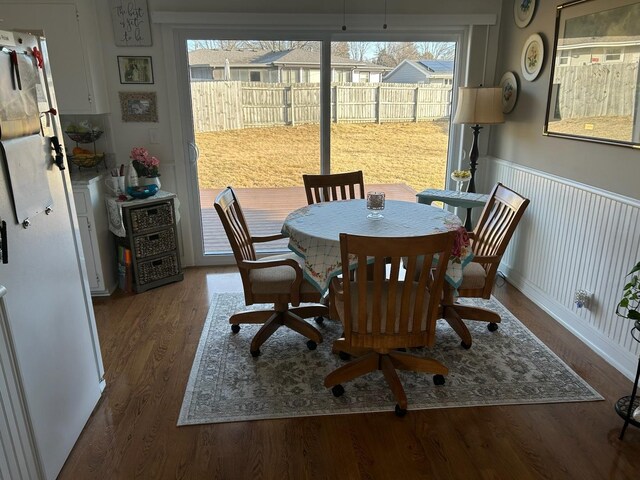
left=239, top=257, right=303, bottom=305
left=252, top=233, right=285, bottom=243
left=467, top=231, right=476, bottom=240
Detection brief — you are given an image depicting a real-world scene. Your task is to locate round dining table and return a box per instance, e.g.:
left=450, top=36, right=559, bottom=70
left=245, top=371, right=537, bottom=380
left=281, top=199, right=473, bottom=293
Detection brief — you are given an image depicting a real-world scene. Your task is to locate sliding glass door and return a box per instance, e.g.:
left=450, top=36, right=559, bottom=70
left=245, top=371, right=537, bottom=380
left=180, top=35, right=460, bottom=264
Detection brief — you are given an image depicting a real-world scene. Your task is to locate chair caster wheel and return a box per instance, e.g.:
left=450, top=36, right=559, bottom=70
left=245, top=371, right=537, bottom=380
left=314, top=316, right=324, bottom=324
left=331, top=384, right=345, bottom=397
left=433, top=374, right=445, bottom=386
left=460, top=340, right=471, bottom=350
left=231, top=324, right=240, bottom=334
left=250, top=349, right=260, bottom=358
left=395, top=404, right=407, bottom=417
left=307, top=340, right=317, bottom=350
left=339, top=351, right=351, bottom=361
left=488, top=322, right=499, bottom=332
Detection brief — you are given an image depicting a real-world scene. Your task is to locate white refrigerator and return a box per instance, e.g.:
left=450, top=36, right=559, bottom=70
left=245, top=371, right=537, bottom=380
left=0, top=31, right=104, bottom=479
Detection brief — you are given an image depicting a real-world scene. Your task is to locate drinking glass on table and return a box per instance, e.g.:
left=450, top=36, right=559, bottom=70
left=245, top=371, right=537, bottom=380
left=366, top=191, right=385, bottom=219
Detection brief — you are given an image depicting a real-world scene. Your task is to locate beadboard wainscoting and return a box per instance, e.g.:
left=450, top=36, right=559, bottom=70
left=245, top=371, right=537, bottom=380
left=481, top=157, right=640, bottom=379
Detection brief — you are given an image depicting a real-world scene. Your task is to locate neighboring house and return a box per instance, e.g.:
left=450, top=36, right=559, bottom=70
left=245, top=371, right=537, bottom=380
left=556, top=35, right=640, bottom=66
left=188, top=48, right=389, bottom=83
left=383, top=59, right=454, bottom=85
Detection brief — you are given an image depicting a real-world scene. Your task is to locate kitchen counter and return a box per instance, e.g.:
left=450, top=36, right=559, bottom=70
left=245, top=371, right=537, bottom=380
left=69, top=168, right=109, bottom=186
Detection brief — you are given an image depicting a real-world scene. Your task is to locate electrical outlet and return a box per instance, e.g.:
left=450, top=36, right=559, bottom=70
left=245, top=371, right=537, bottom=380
left=574, top=289, right=592, bottom=309
left=148, top=128, right=159, bottom=144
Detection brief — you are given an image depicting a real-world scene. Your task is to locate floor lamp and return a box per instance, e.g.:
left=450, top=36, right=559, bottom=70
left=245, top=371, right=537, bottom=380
left=452, top=87, right=504, bottom=193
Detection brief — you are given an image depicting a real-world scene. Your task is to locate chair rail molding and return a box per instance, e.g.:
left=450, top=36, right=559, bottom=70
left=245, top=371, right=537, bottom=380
left=480, top=156, right=640, bottom=380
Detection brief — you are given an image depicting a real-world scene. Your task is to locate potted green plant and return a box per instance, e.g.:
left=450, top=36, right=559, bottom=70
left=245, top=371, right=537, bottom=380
left=616, top=261, right=640, bottom=328
left=615, top=260, right=640, bottom=432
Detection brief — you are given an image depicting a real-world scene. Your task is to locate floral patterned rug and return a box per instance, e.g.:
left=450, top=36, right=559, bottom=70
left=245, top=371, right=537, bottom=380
left=178, top=293, right=602, bottom=425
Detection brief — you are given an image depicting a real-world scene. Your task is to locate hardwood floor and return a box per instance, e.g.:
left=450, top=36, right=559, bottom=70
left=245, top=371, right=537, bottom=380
left=59, top=267, right=640, bottom=479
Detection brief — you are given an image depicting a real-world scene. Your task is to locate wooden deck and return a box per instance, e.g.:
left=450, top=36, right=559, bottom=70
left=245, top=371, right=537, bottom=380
left=200, top=183, right=418, bottom=254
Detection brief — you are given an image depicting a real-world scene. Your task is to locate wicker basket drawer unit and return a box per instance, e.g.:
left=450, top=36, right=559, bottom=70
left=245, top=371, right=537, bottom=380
left=120, top=195, right=183, bottom=293
left=133, top=229, right=177, bottom=259
left=129, top=201, right=174, bottom=234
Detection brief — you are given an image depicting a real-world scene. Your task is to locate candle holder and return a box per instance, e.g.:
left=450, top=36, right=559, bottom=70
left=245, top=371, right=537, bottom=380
left=366, top=191, right=385, bottom=219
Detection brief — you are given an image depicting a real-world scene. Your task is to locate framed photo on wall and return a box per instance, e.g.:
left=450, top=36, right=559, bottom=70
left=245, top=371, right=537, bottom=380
left=119, top=92, right=158, bottom=122
left=117, top=56, right=154, bottom=84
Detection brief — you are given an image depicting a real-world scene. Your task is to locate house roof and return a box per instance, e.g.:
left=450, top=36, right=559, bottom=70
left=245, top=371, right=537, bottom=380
left=188, top=48, right=387, bottom=70
left=383, top=59, right=454, bottom=81
left=418, top=60, right=454, bottom=74
left=558, top=35, right=640, bottom=50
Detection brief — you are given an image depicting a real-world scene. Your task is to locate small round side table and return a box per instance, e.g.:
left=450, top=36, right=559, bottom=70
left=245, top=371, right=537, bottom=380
left=615, top=323, right=640, bottom=440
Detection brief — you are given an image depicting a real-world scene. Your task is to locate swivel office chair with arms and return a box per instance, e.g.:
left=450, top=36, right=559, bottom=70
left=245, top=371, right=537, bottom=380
left=214, top=187, right=328, bottom=357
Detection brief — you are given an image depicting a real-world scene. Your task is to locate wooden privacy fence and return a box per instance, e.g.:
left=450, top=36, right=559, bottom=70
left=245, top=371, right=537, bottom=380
left=553, top=63, right=639, bottom=119
left=190, top=81, right=452, bottom=132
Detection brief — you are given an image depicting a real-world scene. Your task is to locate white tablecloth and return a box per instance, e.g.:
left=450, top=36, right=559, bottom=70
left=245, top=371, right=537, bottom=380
left=105, top=190, right=179, bottom=237
left=281, top=199, right=473, bottom=293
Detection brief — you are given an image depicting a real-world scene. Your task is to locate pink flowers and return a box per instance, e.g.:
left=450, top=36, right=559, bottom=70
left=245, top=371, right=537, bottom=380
left=451, top=226, right=470, bottom=259
left=130, top=147, right=160, bottom=177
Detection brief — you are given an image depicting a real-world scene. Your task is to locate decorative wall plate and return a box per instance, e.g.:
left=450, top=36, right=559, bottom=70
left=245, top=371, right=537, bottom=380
left=520, top=33, right=544, bottom=81
left=499, top=71, right=519, bottom=113
left=514, top=0, right=536, bottom=28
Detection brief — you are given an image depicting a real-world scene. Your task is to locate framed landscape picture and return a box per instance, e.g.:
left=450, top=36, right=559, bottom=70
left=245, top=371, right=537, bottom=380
left=117, top=56, right=154, bottom=84
left=119, top=92, right=158, bottom=122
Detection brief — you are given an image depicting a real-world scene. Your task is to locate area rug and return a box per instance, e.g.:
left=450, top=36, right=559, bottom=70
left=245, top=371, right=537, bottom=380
left=178, top=293, right=603, bottom=425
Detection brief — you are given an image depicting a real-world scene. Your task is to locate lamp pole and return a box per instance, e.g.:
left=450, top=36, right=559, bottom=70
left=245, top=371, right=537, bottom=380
left=467, top=124, right=482, bottom=194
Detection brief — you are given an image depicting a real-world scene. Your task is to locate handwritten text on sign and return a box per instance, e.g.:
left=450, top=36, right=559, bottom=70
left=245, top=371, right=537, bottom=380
left=109, top=0, right=152, bottom=47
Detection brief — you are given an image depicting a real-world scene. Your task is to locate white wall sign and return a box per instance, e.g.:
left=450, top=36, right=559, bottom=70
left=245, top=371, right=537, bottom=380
left=109, top=0, right=152, bottom=47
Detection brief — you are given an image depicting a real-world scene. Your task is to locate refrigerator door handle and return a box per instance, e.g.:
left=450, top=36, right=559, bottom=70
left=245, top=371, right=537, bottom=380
left=1, top=220, right=7, bottom=264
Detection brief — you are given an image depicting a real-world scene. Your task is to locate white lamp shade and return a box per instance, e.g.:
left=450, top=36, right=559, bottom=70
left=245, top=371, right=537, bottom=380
left=453, top=87, right=504, bottom=125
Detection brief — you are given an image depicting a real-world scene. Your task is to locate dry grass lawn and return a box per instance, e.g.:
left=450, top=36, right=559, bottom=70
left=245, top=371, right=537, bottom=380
left=195, top=122, right=449, bottom=192
left=548, top=115, right=632, bottom=142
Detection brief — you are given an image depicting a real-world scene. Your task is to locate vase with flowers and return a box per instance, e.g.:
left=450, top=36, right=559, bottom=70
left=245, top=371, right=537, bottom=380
left=130, top=146, right=161, bottom=189
left=615, top=260, right=640, bottom=439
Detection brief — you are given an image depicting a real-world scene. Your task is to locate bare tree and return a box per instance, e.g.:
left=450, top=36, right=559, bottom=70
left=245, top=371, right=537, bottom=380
left=349, top=42, right=370, bottom=62
left=332, top=42, right=350, bottom=59
left=187, top=40, right=245, bottom=51
left=417, top=42, right=456, bottom=60
left=373, top=42, right=420, bottom=67
left=244, top=40, right=316, bottom=52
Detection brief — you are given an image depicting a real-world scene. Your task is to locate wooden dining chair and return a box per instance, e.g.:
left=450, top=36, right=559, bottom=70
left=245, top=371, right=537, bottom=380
left=303, top=170, right=365, bottom=204
left=325, top=231, right=455, bottom=416
left=443, top=182, right=530, bottom=349
left=214, top=187, right=328, bottom=357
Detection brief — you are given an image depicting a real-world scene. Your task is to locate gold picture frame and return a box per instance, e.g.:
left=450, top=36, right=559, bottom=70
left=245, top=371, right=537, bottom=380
left=119, top=92, right=158, bottom=123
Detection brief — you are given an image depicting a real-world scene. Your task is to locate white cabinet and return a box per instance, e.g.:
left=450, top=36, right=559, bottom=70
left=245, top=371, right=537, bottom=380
left=0, top=1, right=109, bottom=114
left=72, top=172, right=117, bottom=296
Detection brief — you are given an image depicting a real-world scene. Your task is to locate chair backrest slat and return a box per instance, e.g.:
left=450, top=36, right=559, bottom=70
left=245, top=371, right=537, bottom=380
left=472, top=183, right=530, bottom=260
left=214, top=187, right=257, bottom=263
left=303, top=171, right=365, bottom=205
left=339, top=232, right=455, bottom=349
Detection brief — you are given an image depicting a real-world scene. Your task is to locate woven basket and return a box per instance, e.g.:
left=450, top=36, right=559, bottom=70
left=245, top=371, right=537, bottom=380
left=65, top=130, right=103, bottom=143
left=133, top=229, right=176, bottom=259
left=137, top=253, right=180, bottom=285
left=69, top=153, right=105, bottom=168
left=129, top=202, right=174, bottom=234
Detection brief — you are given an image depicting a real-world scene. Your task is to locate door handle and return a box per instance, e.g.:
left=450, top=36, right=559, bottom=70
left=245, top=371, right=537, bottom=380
left=188, top=142, right=199, bottom=165
left=1, top=220, right=7, bottom=264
